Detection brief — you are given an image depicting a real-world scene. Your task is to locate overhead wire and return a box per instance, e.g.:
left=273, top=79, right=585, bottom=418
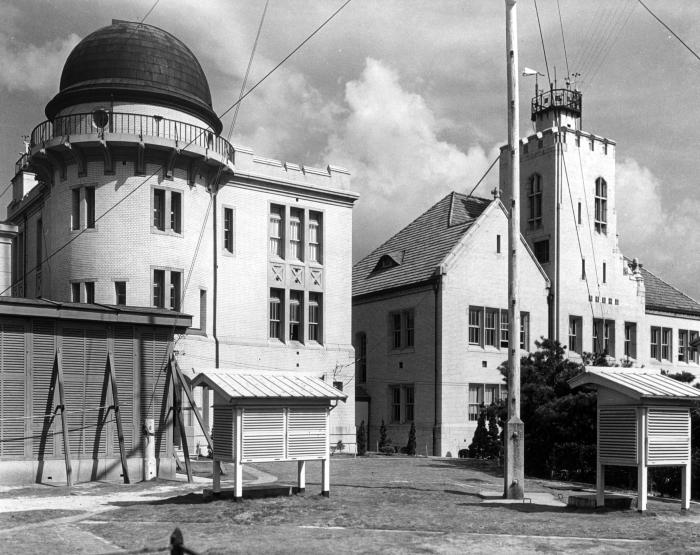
left=140, top=0, right=161, bottom=24
left=556, top=0, right=570, bottom=78
left=637, top=0, right=700, bottom=63
left=532, top=0, right=552, bottom=85
left=586, top=2, right=637, bottom=88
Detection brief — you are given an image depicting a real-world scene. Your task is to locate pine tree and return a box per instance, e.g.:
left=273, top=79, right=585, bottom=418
left=487, top=408, right=501, bottom=460
left=406, top=422, right=417, bottom=456
left=379, top=419, right=388, bottom=450
left=357, top=420, right=367, bottom=456
left=468, top=408, right=489, bottom=459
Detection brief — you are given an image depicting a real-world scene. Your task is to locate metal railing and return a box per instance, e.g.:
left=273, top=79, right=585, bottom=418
left=531, top=88, right=582, bottom=118
left=30, top=112, right=234, bottom=164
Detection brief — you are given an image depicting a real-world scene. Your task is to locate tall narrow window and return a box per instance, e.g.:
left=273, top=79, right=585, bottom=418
left=624, top=322, right=637, bottom=359
left=468, top=384, right=483, bottom=421
left=308, top=212, right=322, bottom=263
left=71, top=188, right=81, bottom=230
left=71, top=282, right=81, bottom=303
left=496, top=234, right=501, bottom=254
left=528, top=174, right=543, bottom=230
left=115, top=281, right=126, bottom=305
left=485, top=309, right=497, bottom=347
left=569, top=316, right=582, bottom=354
left=405, top=386, right=415, bottom=422
left=391, top=386, right=401, bottom=422
left=84, top=281, right=95, bottom=304
left=85, top=186, right=96, bottom=228
left=392, top=312, right=402, bottom=349
left=520, top=312, right=529, bottom=350
left=468, top=307, right=482, bottom=345
left=602, top=262, right=607, bottom=283
left=269, top=289, right=282, bottom=339
left=269, top=205, right=283, bottom=257
left=289, top=209, right=303, bottom=260
left=650, top=326, right=660, bottom=360
left=223, top=207, right=234, bottom=254
left=153, top=269, right=165, bottom=308
left=405, top=310, right=414, bottom=347
left=153, top=189, right=166, bottom=231
left=679, top=330, right=689, bottom=362
left=500, top=310, right=509, bottom=348
left=661, top=328, right=671, bottom=360
left=534, top=239, right=549, bottom=264
left=690, top=331, right=699, bottom=364
left=199, top=289, right=207, bottom=332
left=594, top=177, right=607, bottom=234
left=603, top=321, right=614, bottom=354
left=581, top=259, right=586, bottom=280
left=577, top=202, right=582, bottom=225
left=170, top=191, right=182, bottom=234
left=170, top=271, right=182, bottom=311
left=308, top=293, right=321, bottom=342
left=357, top=332, right=367, bottom=383
left=289, top=290, right=302, bottom=341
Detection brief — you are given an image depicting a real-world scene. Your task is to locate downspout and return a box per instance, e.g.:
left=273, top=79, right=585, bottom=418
left=212, top=184, right=220, bottom=368
left=554, top=130, right=561, bottom=343
left=433, top=271, right=443, bottom=456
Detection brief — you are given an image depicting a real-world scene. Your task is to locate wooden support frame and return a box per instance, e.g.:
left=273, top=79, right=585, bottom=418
left=55, top=348, right=73, bottom=487
left=106, top=351, right=130, bottom=484
left=169, top=359, right=192, bottom=483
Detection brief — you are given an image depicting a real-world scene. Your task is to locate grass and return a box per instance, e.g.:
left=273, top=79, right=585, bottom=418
left=1, top=457, right=700, bottom=553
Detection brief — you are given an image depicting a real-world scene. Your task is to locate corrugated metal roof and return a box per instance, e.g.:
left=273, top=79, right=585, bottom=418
left=191, top=369, right=347, bottom=402
left=569, top=367, right=700, bottom=400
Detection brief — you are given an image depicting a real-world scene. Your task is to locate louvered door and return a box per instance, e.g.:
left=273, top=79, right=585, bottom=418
left=241, top=408, right=285, bottom=461
left=598, top=406, right=637, bottom=465
left=213, top=405, right=235, bottom=461
left=0, top=321, right=27, bottom=457
left=287, top=408, right=327, bottom=459
left=647, top=408, right=690, bottom=465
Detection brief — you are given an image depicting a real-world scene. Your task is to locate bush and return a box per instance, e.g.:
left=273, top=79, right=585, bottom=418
left=380, top=445, right=395, bottom=456
left=379, top=420, right=389, bottom=450
left=468, top=409, right=490, bottom=459
left=406, top=422, right=417, bottom=456
left=458, top=448, right=469, bottom=458
left=357, top=420, right=367, bottom=456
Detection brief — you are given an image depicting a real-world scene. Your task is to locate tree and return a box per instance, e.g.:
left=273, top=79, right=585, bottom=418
left=468, top=408, right=490, bottom=459
left=486, top=407, right=502, bottom=460
left=357, top=420, right=367, bottom=456
left=406, top=422, right=417, bottom=456
left=379, top=420, right=388, bottom=450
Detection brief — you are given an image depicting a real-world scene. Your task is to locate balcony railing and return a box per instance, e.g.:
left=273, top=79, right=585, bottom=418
left=531, top=88, right=582, bottom=119
left=30, top=112, right=234, bottom=164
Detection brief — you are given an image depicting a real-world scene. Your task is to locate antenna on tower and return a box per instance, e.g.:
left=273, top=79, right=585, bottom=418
left=522, top=67, right=544, bottom=96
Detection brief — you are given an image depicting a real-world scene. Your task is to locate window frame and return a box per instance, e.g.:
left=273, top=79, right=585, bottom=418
left=114, top=281, right=127, bottom=305
left=269, top=288, right=283, bottom=340
left=624, top=322, right=637, bottom=359
left=389, top=309, right=415, bottom=351
left=223, top=206, right=235, bottom=255
left=152, top=187, right=183, bottom=236
left=528, top=173, right=543, bottom=230
left=308, top=292, right=321, bottom=343
left=594, top=177, right=608, bottom=234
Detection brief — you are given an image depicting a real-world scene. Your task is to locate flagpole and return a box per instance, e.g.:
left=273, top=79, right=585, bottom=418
left=504, top=0, right=525, bottom=500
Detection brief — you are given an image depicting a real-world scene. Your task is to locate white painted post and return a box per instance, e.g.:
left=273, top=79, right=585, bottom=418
left=637, top=408, right=647, bottom=512
left=596, top=461, right=605, bottom=508
left=298, top=460, right=306, bottom=493
left=212, top=458, right=221, bottom=493
left=322, top=457, right=330, bottom=497
left=234, top=407, right=243, bottom=500
left=144, top=418, right=157, bottom=481
left=682, top=460, right=691, bottom=511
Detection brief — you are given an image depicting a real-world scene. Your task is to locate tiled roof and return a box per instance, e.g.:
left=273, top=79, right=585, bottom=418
left=641, top=266, right=700, bottom=317
left=569, top=367, right=700, bottom=400
left=353, top=192, right=492, bottom=298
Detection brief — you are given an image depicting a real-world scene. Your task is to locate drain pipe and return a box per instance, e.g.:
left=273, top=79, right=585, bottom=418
left=211, top=184, right=220, bottom=368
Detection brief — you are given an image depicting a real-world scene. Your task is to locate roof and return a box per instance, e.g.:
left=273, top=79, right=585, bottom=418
left=353, top=192, right=492, bottom=297
left=641, top=266, right=700, bottom=317
left=45, top=20, right=221, bottom=133
left=569, top=367, right=700, bottom=401
left=191, top=370, right=347, bottom=402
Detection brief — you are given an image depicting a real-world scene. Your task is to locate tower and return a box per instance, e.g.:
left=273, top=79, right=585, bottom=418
left=500, top=85, right=645, bottom=360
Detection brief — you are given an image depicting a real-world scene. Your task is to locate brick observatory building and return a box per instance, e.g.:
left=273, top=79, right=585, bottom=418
left=7, top=20, right=358, bottom=452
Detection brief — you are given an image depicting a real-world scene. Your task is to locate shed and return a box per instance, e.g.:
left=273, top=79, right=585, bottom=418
left=191, top=369, right=347, bottom=499
left=569, top=367, right=700, bottom=511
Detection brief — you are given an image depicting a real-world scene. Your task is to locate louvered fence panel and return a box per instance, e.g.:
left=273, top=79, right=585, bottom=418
left=647, top=409, right=689, bottom=465
left=60, top=327, right=86, bottom=456
left=242, top=408, right=285, bottom=461
left=113, top=326, right=135, bottom=452
left=0, top=323, right=27, bottom=457
left=32, top=320, right=56, bottom=457
left=85, top=329, right=108, bottom=457
left=287, top=408, right=327, bottom=459
left=139, top=332, right=171, bottom=457
left=599, top=407, right=637, bottom=464
left=213, top=406, right=235, bottom=461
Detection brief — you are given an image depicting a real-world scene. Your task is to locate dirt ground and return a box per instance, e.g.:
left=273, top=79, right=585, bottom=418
left=1, top=456, right=699, bottom=554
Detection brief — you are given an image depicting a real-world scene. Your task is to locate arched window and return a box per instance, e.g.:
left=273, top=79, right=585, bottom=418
left=594, top=177, right=607, bottom=234
left=528, top=174, right=542, bottom=230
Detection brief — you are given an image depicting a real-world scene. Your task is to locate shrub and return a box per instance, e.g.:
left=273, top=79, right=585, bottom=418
left=380, top=445, right=395, bottom=456
left=458, top=448, right=469, bottom=458
left=468, top=409, right=490, bottom=459
left=406, top=422, right=417, bottom=456
left=357, top=420, right=367, bottom=456
left=379, top=420, right=389, bottom=450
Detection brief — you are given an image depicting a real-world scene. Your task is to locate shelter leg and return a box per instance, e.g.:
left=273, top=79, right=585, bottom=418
left=234, top=459, right=243, bottom=500
left=682, top=461, right=691, bottom=511
left=322, top=457, right=330, bottom=497
left=297, top=461, right=306, bottom=493
left=638, top=465, right=647, bottom=512
left=213, top=458, right=221, bottom=493
left=596, top=461, right=604, bottom=508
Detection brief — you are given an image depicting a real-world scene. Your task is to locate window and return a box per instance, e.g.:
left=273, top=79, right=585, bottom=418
left=500, top=310, right=509, bottom=348
left=152, top=270, right=165, bottom=308
left=661, top=328, right=672, bottom=361
left=390, top=309, right=415, bottom=350
left=624, top=322, right=637, bottom=359
left=691, top=332, right=699, bottom=364
left=356, top=332, right=367, bottom=383
left=602, top=262, right=607, bottom=284
left=679, top=330, right=699, bottom=364
left=534, top=239, right=549, bottom=264
left=308, top=293, right=321, bottom=342
left=391, top=387, right=402, bottom=422
left=308, top=212, right=322, bottom=263
left=85, top=186, right=95, bottom=228
left=468, top=307, right=481, bottom=345
left=468, top=383, right=505, bottom=421
left=390, top=385, right=414, bottom=423
left=405, top=386, right=414, bottom=422
left=485, top=309, right=498, bottom=347
left=593, top=319, right=614, bottom=355
left=528, top=174, right=543, bottom=230
left=223, top=207, right=234, bottom=254
left=650, top=327, right=661, bottom=360
left=269, top=205, right=283, bottom=257
left=84, top=282, right=95, bottom=304
left=170, top=271, right=182, bottom=311
left=289, top=290, right=302, bottom=341
left=496, top=234, right=501, bottom=254
left=269, top=289, right=282, bottom=339
left=520, top=312, right=529, bottom=350
left=568, top=316, right=582, bottom=354
left=153, top=189, right=166, bottom=231
left=199, top=289, right=207, bottom=332
left=577, top=202, right=582, bottom=225
left=289, top=209, right=303, bottom=260
left=170, top=191, right=182, bottom=234
left=581, top=259, right=586, bottom=280
left=115, top=281, right=126, bottom=305
left=71, top=282, right=81, bottom=303
left=594, top=177, right=607, bottom=234
left=71, top=188, right=81, bottom=230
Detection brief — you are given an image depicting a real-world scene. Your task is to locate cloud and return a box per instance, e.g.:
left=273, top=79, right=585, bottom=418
left=0, top=32, right=80, bottom=95
left=323, top=58, right=499, bottom=260
left=616, top=157, right=700, bottom=300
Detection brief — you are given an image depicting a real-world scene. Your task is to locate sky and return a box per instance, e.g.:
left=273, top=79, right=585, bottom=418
left=1, top=0, right=699, bottom=301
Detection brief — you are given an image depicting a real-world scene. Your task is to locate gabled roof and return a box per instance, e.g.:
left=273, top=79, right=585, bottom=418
left=641, top=266, right=700, bottom=317
left=191, top=370, right=347, bottom=402
left=569, top=367, right=700, bottom=401
left=353, top=193, right=492, bottom=297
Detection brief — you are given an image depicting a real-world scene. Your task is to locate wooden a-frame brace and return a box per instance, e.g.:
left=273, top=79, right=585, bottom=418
left=54, top=348, right=73, bottom=487
left=106, top=351, right=130, bottom=484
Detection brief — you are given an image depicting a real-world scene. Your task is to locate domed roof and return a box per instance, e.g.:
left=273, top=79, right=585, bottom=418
left=45, top=20, right=222, bottom=133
